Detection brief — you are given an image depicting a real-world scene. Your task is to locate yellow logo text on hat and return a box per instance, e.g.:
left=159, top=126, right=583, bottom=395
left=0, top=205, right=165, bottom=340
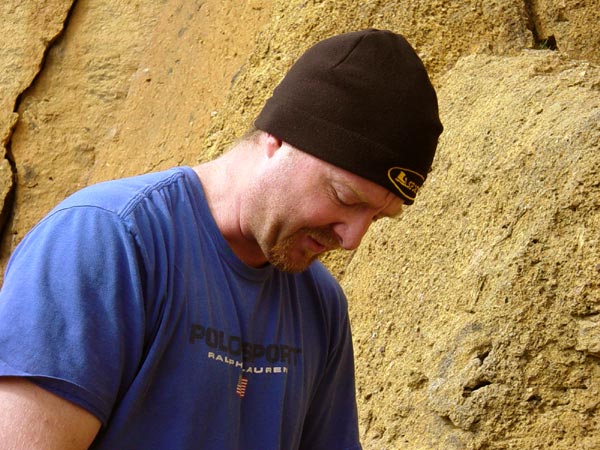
left=388, top=167, right=424, bottom=201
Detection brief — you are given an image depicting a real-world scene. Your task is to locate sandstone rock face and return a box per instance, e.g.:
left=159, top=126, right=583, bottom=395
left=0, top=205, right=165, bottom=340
left=1, top=0, right=598, bottom=448
left=345, top=52, right=600, bottom=449
left=1, top=0, right=167, bottom=259
left=0, top=0, right=271, bottom=259
left=86, top=0, right=273, bottom=184
left=0, top=0, right=73, bottom=236
left=202, top=0, right=535, bottom=155
left=528, top=0, right=600, bottom=63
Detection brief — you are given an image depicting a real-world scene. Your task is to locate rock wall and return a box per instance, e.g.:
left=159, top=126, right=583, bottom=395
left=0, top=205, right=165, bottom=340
left=0, top=0, right=73, bottom=244
left=0, top=0, right=272, bottom=258
left=346, top=52, right=600, bottom=449
left=1, top=0, right=598, bottom=448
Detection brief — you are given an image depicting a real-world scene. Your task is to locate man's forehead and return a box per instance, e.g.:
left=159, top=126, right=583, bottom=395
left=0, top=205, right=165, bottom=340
left=288, top=142, right=404, bottom=210
left=328, top=162, right=396, bottom=196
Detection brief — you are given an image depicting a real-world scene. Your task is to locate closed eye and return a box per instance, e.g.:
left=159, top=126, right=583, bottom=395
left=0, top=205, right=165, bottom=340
left=331, top=186, right=354, bottom=207
left=332, top=182, right=363, bottom=208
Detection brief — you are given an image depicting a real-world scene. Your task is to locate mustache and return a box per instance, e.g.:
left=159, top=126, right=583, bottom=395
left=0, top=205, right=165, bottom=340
left=304, top=227, right=340, bottom=250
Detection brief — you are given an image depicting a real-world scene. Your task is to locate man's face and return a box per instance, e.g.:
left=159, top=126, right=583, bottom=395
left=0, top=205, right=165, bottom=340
left=248, top=143, right=404, bottom=273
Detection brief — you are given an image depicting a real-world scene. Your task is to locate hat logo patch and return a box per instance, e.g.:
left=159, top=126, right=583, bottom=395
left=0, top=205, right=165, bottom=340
left=388, top=167, right=424, bottom=201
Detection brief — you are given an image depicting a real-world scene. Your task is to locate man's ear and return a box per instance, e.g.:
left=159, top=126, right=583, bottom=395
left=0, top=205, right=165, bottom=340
left=263, top=133, right=283, bottom=158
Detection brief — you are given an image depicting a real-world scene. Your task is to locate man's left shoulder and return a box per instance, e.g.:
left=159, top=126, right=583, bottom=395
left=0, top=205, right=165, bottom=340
left=305, top=260, right=338, bottom=281
left=300, top=261, right=347, bottom=306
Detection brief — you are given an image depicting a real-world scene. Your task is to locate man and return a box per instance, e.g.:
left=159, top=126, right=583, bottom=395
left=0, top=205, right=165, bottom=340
left=0, top=29, right=442, bottom=449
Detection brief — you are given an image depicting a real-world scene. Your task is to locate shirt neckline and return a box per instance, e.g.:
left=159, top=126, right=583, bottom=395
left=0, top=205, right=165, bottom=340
left=180, top=166, right=275, bottom=282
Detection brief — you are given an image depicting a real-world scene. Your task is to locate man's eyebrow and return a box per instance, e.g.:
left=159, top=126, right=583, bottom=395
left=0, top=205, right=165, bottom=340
left=349, top=186, right=405, bottom=219
left=346, top=184, right=367, bottom=203
left=334, top=178, right=404, bottom=217
left=333, top=180, right=366, bottom=203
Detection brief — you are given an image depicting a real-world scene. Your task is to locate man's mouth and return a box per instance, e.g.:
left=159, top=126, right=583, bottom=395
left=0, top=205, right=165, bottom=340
left=304, top=229, right=338, bottom=254
left=306, top=235, right=327, bottom=253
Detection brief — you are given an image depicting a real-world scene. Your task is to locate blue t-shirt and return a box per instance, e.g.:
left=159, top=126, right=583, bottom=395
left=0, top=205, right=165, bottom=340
left=0, top=167, right=361, bottom=450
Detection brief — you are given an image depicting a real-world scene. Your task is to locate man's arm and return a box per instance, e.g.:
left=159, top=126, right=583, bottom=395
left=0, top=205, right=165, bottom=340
left=0, top=378, right=101, bottom=450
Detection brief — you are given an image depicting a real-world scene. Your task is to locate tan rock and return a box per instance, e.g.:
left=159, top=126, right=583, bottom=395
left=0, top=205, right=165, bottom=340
left=2, top=0, right=167, bottom=259
left=2, top=0, right=273, bottom=263
left=345, top=51, right=600, bottom=449
left=576, top=317, right=600, bottom=357
left=0, top=0, right=73, bottom=236
left=0, top=0, right=72, bottom=114
left=203, top=0, right=535, bottom=156
left=528, top=0, right=600, bottom=63
left=87, top=0, right=273, bottom=184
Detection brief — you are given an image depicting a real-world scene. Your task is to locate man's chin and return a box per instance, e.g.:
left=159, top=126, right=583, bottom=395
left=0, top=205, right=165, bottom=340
left=268, top=247, right=323, bottom=273
left=266, top=228, right=337, bottom=273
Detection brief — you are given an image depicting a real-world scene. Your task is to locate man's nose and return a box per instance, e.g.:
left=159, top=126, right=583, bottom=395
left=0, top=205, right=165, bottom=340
left=332, top=214, right=373, bottom=251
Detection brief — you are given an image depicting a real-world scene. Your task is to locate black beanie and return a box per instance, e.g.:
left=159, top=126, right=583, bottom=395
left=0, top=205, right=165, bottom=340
left=255, top=29, right=443, bottom=204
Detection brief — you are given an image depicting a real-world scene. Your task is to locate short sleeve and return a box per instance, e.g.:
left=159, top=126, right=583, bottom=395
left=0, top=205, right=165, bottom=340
left=0, top=206, right=146, bottom=425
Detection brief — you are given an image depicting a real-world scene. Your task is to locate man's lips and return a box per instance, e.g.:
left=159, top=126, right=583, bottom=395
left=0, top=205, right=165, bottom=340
left=306, top=235, right=327, bottom=253
left=304, top=229, right=338, bottom=253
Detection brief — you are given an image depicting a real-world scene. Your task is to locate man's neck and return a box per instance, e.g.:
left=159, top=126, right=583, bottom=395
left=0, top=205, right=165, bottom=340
left=192, top=148, right=268, bottom=268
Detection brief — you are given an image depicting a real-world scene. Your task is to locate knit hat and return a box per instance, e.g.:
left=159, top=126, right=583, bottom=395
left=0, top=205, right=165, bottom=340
left=255, top=29, right=443, bottom=204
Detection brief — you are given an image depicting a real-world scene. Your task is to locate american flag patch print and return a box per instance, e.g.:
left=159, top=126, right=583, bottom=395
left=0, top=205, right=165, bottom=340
left=236, top=375, right=248, bottom=398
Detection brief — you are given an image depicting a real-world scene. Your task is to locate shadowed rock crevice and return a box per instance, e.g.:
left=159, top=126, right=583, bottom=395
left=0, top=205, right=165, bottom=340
left=524, top=0, right=559, bottom=50
left=0, top=0, right=77, bottom=238
left=462, top=378, right=493, bottom=398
